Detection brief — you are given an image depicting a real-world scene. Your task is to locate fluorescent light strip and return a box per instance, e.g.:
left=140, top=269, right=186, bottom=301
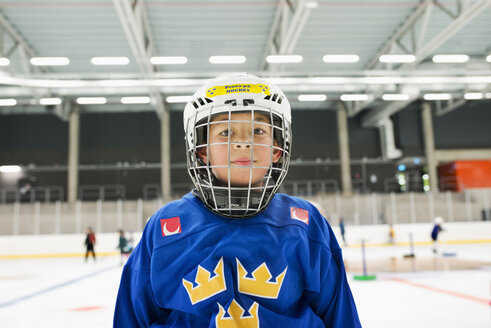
left=423, top=93, right=452, bottom=101
left=298, top=94, right=326, bottom=101
left=486, top=55, right=491, bottom=63
left=305, top=1, right=319, bottom=8
left=432, top=55, right=469, bottom=63
left=0, top=165, right=21, bottom=173
left=30, top=57, right=70, bottom=66
left=379, top=55, right=415, bottom=63
left=266, top=55, right=303, bottom=63
left=0, top=98, right=17, bottom=106
left=0, top=58, right=10, bottom=66
left=209, top=56, right=246, bottom=64
left=323, top=54, right=359, bottom=63
left=166, top=96, right=191, bottom=103
left=91, top=57, right=129, bottom=66
left=464, top=92, right=483, bottom=100
left=76, top=97, right=107, bottom=105
left=121, top=96, right=151, bottom=104
left=485, top=93, right=491, bottom=99
left=382, top=94, right=410, bottom=101
left=150, top=56, right=187, bottom=65
left=340, top=94, right=369, bottom=101
left=39, top=97, right=62, bottom=105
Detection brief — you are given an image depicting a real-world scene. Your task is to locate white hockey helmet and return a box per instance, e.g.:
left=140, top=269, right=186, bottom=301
left=434, top=216, right=444, bottom=224
left=183, top=72, right=292, bottom=218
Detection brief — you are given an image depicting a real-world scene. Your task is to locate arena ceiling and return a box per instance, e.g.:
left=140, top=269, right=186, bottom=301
left=0, top=0, right=490, bottom=126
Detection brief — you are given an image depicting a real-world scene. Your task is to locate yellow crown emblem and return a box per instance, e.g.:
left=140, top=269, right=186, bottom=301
left=182, top=257, right=227, bottom=304
left=215, top=299, right=259, bottom=328
left=237, top=259, right=287, bottom=299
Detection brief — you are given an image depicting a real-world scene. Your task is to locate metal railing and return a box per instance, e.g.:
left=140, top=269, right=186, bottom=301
left=78, top=184, right=126, bottom=201
left=0, top=186, right=64, bottom=203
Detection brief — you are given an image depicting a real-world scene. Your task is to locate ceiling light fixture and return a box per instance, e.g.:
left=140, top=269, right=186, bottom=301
left=0, top=98, right=17, bottom=106
left=0, top=165, right=21, bottom=173
left=76, top=97, right=107, bottom=104
left=150, top=56, right=188, bottom=65
left=166, top=96, right=191, bottom=103
left=423, top=93, right=452, bottom=100
left=464, top=92, right=483, bottom=100
left=298, top=94, right=327, bottom=101
left=30, top=57, right=70, bottom=66
left=432, top=55, right=469, bottom=63
left=209, top=56, right=246, bottom=64
left=305, top=1, right=319, bottom=8
left=91, top=57, right=130, bottom=65
left=322, top=54, right=359, bottom=63
left=0, top=58, right=10, bottom=66
left=340, top=94, right=369, bottom=101
left=379, top=55, right=415, bottom=63
left=39, top=98, right=62, bottom=105
left=121, top=96, right=151, bottom=104
left=266, top=55, right=303, bottom=63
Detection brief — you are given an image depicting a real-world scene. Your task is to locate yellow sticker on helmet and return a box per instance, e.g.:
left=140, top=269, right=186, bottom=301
left=206, top=84, right=270, bottom=98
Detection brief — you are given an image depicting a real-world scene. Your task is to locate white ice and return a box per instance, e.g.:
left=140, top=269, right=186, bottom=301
left=1, top=244, right=490, bottom=327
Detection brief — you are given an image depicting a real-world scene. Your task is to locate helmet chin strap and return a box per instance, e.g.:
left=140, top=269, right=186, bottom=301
left=192, top=178, right=276, bottom=218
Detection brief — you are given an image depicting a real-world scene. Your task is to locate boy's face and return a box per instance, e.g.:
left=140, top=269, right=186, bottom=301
left=198, top=111, right=282, bottom=187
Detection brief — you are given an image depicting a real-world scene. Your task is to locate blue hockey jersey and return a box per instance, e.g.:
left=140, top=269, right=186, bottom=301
left=114, top=192, right=361, bottom=327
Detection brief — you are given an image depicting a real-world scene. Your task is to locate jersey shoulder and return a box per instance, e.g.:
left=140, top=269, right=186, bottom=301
left=144, top=192, right=221, bottom=248
left=268, top=193, right=333, bottom=246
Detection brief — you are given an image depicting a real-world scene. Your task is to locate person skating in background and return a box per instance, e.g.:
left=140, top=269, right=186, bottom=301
left=388, top=224, right=395, bottom=245
left=117, top=229, right=132, bottom=265
left=431, top=217, right=444, bottom=254
left=339, top=217, right=347, bottom=246
left=85, top=227, right=96, bottom=262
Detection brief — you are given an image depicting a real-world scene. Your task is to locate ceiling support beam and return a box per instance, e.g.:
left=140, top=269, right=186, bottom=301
left=434, top=97, right=467, bottom=116
left=112, top=0, right=166, bottom=119
left=261, top=0, right=313, bottom=72
left=349, top=0, right=489, bottom=120
left=0, top=11, right=48, bottom=75
left=0, top=10, right=59, bottom=117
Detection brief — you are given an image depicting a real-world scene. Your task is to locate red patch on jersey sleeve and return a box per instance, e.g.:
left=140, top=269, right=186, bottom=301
left=160, top=217, right=182, bottom=237
left=290, top=207, right=309, bottom=225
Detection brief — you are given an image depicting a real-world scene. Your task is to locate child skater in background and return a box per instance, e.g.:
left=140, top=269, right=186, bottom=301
left=431, top=216, right=444, bottom=253
left=114, top=73, right=361, bottom=327
left=117, top=229, right=132, bottom=265
left=84, top=226, right=96, bottom=262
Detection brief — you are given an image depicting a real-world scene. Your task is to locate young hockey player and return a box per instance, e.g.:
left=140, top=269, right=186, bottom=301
left=114, top=73, right=361, bottom=327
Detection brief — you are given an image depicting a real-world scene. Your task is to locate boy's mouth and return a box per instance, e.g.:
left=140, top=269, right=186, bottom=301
left=231, top=158, right=254, bottom=166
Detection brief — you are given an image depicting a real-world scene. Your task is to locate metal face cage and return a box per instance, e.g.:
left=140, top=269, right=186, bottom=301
left=185, top=103, right=291, bottom=218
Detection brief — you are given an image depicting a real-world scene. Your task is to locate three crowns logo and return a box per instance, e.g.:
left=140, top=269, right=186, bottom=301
left=183, top=257, right=287, bottom=327
left=237, top=259, right=287, bottom=299
left=216, top=299, right=259, bottom=328
left=182, top=257, right=227, bottom=305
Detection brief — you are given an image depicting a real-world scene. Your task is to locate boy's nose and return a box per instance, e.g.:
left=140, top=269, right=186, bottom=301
left=232, top=142, right=251, bottom=149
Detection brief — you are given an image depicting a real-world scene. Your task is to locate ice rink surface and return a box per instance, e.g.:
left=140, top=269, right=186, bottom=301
left=1, top=243, right=490, bottom=327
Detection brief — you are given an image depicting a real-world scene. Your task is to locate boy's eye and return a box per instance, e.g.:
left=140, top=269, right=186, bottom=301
left=254, top=128, right=265, bottom=135
left=219, top=130, right=231, bottom=137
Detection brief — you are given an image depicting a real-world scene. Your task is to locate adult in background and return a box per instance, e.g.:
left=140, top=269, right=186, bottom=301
left=85, top=226, right=96, bottom=262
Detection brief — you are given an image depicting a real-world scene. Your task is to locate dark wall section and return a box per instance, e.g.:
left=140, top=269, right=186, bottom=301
left=433, top=100, right=491, bottom=149
left=0, top=114, right=68, bottom=165
left=394, top=106, right=424, bottom=156
left=1, top=101, right=490, bottom=197
left=348, top=116, right=380, bottom=158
